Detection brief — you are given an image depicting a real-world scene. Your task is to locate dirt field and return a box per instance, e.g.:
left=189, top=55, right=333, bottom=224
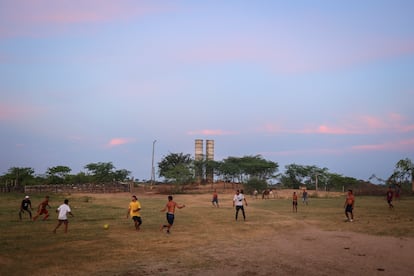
left=1, top=191, right=413, bottom=276
left=116, top=192, right=414, bottom=276
left=185, top=225, right=414, bottom=276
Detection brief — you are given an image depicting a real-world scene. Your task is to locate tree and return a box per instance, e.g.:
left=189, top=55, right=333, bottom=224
left=5, top=167, right=35, bottom=187
left=113, top=169, right=131, bottom=182
left=239, top=155, right=278, bottom=182
left=326, top=173, right=359, bottom=192
left=66, top=172, right=91, bottom=184
left=158, top=153, right=194, bottom=190
left=194, top=158, right=221, bottom=184
left=217, top=157, right=242, bottom=183
left=217, top=155, right=278, bottom=184
left=281, top=164, right=309, bottom=189
left=206, top=159, right=221, bottom=186
left=84, top=162, right=130, bottom=183
left=244, top=177, right=268, bottom=194
left=280, top=164, right=341, bottom=190
left=46, top=166, right=72, bottom=184
left=391, top=158, right=414, bottom=192
left=193, top=158, right=205, bottom=184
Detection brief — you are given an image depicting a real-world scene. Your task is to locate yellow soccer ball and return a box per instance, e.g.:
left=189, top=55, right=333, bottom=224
left=104, top=224, right=109, bottom=230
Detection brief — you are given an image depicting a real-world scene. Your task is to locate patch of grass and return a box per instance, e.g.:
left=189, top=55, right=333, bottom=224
left=1, top=192, right=413, bottom=275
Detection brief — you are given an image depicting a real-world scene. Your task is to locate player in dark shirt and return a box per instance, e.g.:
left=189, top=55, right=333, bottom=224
left=19, top=195, right=32, bottom=220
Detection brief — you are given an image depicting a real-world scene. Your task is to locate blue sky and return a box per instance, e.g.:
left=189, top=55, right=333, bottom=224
left=1, top=0, right=413, bottom=182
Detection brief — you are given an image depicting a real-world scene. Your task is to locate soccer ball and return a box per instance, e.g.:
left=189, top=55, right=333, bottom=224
left=104, top=224, right=109, bottom=230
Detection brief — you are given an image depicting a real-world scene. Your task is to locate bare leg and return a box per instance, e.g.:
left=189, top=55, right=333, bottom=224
left=54, top=221, right=63, bottom=233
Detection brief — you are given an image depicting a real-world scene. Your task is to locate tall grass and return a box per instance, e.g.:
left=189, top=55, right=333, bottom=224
left=1, top=192, right=413, bottom=275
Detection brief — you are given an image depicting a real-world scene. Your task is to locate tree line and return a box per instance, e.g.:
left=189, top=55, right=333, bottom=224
left=0, top=162, right=130, bottom=188
left=1, top=156, right=413, bottom=193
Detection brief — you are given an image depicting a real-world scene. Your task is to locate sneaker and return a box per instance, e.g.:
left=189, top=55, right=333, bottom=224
left=350, top=219, right=353, bottom=222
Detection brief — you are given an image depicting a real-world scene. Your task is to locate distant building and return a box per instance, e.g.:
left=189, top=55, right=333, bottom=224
left=194, top=139, right=214, bottom=183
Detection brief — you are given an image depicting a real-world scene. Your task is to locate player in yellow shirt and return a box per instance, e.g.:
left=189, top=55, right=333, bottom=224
left=126, top=195, right=142, bottom=231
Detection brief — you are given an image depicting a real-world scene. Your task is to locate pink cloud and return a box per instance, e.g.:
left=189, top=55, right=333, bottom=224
left=106, top=137, right=135, bottom=148
left=359, top=115, right=387, bottom=129
left=259, top=113, right=413, bottom=136
left=258, top=123, right=361, bottom=135
left=262, top=137, right=414, bottom=158
left=386, top=113, right=414, bottom=132
left=353, top=113, right=414, bottom=133
left=352, top=138, right=414, bottom=152
left=313, top=113, right=414, bottom=134
left=313, top=125, right=357, bottom=135
left=187, top=129, right=237, bottom=136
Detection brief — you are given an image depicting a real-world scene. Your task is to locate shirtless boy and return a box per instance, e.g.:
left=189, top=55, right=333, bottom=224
left=160, top=195, right=185, bottom=234
left=344, top=190, right=355, bottom=222
left=33, top=196, right=51, bottom=221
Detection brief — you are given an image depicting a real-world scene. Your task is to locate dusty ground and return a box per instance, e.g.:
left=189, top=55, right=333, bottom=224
left=117, top=191, right=414, bottom=276
left=192, top=227, right=414, bottom=276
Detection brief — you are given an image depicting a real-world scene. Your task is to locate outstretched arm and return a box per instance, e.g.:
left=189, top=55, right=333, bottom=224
left=177, top=204, right=186, bottom=209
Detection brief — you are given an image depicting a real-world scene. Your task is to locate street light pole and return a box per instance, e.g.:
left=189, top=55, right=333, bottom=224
left=151, top=140, right=157, bottom=188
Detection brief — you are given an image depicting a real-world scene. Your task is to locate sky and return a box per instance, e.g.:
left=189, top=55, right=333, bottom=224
left=1, top=0, right=413, bottom=183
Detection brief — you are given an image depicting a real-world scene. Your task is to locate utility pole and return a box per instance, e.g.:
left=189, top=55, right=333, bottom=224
left=151, top=140, right=157, bottom=188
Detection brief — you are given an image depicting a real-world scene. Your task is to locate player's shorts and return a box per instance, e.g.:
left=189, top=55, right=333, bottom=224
left=212, top=198, right=218, bottom=203
left=345, top=204, right=353, bottom=212
left=132, top=216, right=142, bottom=224
left=166, top=213, right=175, bottom=225
left=38, top=209, right=48, bottom=215
left=293, top=201, right=298, bottom=206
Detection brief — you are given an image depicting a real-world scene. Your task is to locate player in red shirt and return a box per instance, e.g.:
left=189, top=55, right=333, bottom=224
left=33, top=196, right=51, bottom=221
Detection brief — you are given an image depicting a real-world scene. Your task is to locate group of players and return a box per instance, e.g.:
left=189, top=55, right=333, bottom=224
left=19, top=185, right=397, bottom=234
left=19, top=195, right=50, bottom=221
left=19, top=195, right=74, bottom=233
left=19, top=193, right=186, bottom=234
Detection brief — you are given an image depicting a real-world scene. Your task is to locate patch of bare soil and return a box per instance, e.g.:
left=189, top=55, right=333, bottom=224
left=197, top=227, right=414, bottom=276
left=95, top=193, right=414, bottom=275
left=121, top=226, right=414, bottom=276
